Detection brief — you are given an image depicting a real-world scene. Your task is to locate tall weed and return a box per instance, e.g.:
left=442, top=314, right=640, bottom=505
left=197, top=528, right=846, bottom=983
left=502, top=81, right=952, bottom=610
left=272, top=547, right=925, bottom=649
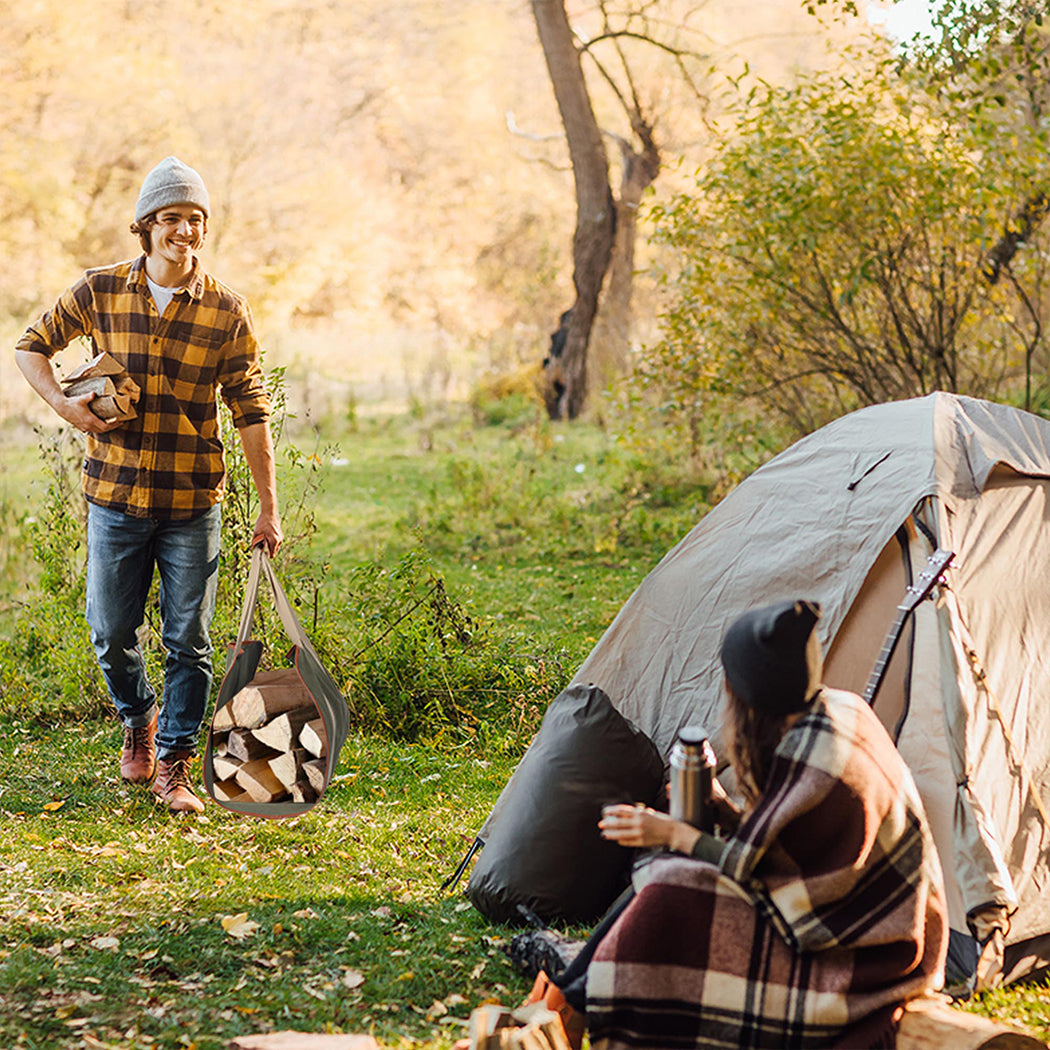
left=333, top=550, right=565, bottom=747
left=0, top=428, right=103, bottom=719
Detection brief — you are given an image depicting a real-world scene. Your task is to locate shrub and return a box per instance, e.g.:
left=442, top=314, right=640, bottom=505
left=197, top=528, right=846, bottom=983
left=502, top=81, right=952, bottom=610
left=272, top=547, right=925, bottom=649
left=335, top=551, right=566, bottom=748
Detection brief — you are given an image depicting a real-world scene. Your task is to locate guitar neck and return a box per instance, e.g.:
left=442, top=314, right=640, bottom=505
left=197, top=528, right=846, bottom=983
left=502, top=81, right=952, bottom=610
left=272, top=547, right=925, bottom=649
left=863, top=604, right=909, bottom=706
left=861, top=547, right=953, bottom=709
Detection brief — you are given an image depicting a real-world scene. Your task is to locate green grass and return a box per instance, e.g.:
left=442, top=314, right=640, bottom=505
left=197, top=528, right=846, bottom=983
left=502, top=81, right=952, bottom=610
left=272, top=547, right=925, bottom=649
left=0, top=720, right=521, bottom=1049
left=1, top=406, right=1048, bottom=1048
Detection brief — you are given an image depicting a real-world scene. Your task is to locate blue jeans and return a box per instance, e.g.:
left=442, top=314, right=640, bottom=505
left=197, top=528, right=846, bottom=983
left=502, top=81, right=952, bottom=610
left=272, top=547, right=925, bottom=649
left=85, top=502, right=221, bottom=758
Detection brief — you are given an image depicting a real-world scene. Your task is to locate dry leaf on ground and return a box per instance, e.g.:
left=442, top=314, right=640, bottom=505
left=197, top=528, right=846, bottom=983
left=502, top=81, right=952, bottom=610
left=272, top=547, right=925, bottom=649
left=221, top=914, right=260, bottom=939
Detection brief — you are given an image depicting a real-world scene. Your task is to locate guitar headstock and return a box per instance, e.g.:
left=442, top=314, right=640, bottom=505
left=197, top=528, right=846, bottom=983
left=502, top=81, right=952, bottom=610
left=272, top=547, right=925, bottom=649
left=900, top=548, right=954, bottom=613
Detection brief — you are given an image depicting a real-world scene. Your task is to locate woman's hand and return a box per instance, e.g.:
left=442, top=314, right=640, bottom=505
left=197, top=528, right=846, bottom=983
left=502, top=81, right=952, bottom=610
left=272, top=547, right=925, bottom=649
left=599, top=804, right=702, bottom=856
left=710, top=777, right=744, bottom=833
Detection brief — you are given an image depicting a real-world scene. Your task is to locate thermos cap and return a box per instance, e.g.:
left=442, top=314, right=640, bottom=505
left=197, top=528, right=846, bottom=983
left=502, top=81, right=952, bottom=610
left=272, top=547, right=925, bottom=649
left=677, top=725, right=708, bottom=747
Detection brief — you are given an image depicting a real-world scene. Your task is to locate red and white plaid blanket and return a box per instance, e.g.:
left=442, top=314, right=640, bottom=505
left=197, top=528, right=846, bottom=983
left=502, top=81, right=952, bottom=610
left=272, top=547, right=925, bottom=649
left=586, top=688, right=948, bottom=1049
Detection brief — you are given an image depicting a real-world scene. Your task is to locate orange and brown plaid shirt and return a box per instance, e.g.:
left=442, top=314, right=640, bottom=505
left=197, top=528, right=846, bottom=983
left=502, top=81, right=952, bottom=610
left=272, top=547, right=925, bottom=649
left=16, top=255, right=270, bottom=520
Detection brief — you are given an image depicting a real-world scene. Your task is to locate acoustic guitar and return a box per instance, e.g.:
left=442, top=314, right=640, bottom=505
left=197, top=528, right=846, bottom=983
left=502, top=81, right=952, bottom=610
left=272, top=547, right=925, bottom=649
left=862, top=547, right=954, bottom=707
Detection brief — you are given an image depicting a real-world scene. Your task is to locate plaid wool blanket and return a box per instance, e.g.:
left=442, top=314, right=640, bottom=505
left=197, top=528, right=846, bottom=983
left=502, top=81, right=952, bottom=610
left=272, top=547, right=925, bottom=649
left=586, top=688, right=948, bottom=1049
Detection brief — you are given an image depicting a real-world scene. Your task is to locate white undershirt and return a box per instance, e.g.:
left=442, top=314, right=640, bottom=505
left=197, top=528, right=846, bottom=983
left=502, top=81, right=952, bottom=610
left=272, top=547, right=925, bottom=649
left=146, top=275, right=178, bottom=316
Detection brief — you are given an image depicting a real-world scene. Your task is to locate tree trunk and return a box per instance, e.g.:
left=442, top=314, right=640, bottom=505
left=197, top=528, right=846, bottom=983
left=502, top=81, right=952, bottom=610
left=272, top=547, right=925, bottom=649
left=532, top=0, right=617, bottom=420
left=590, top=132, right=660, bottom=394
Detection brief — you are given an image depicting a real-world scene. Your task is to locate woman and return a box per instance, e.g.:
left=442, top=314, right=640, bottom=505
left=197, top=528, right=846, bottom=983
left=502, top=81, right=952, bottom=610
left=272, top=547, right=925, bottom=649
left=539, top=599, right=948, bottom=1050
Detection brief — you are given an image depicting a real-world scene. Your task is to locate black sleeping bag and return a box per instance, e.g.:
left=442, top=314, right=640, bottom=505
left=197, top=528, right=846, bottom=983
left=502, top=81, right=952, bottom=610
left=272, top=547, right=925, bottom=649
left=466, top=683, right=665, bottom=926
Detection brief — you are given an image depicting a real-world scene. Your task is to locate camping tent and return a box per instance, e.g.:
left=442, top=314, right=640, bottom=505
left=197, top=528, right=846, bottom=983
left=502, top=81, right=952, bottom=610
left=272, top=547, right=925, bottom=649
left=473, top=392, right=1050, bottom=987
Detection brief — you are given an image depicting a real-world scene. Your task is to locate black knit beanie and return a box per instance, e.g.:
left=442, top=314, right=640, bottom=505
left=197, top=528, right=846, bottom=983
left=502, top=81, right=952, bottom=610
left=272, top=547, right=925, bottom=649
left=719, top=599, right=823, bottom=715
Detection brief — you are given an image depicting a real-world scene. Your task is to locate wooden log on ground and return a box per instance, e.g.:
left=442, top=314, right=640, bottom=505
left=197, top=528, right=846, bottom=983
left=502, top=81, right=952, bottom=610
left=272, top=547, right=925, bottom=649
left=897, top=995, right=1048, bottom=1050
left=253, top=710, right=313, bottom=753
left=229, top=1032, right=379, bottom=1049
left=230, top=669, right=313, bottom=729
left=467, top=1003, right=570, bottom=1050
left=227, top=728, right=279, bottom=764
left=212, top=753, right=242, bottom=781
left=269, top=748, right=308, bottom=790
left=468, top=1005, right=514, bottom=1050
left=300, top=718, right=327, bottom=758
left=234, top=758, right=290, bottom=803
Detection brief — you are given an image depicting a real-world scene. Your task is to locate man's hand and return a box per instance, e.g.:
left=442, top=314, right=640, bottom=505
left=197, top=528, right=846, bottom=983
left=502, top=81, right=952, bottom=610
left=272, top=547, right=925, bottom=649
left=15, top=350, right=122, bottom=435
left=57, top=393, right=124, bottom=435
left=252, top=509, right=283, bottom=557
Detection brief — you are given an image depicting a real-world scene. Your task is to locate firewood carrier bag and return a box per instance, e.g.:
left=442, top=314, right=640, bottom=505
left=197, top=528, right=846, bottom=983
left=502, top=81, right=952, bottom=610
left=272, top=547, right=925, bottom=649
left=203, top=546, right=350, bottom=818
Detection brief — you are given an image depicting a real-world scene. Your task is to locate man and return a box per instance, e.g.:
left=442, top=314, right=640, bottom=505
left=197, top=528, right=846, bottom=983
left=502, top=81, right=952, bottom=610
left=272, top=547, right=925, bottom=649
left=15, top=156, right=282, bottom=814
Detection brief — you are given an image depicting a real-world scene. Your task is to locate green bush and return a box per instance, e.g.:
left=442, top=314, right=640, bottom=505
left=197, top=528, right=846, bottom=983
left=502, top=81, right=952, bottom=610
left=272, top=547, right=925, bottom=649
left=0, top=428, right=106, bottom=722
left=334, top=551, right=566, bottom=748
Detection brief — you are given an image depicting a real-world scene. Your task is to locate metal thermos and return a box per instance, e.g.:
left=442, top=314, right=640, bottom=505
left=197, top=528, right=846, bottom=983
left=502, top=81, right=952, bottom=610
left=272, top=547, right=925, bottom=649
left=669, top=726, right=716, bottom=831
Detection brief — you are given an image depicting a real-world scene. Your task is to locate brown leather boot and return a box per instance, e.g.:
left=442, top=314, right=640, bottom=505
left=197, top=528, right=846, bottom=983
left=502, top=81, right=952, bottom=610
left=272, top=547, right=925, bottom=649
left=151, top=751, right=205, bottom=814
left=120, top=711, right=157, bottom=783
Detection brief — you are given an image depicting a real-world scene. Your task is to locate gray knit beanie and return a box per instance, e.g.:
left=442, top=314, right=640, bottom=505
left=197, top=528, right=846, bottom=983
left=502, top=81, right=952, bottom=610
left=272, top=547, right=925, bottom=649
left=720, top=599, right=823, bottom=715
left=134, top=156, right=209, bottom=221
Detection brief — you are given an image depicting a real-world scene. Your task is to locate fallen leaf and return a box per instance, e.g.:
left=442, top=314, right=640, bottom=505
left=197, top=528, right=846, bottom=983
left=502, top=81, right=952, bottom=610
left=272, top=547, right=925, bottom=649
left=397, top=970, right=415, bottom=982
left=90, top=936, right=120, bottom=951
left=42, top=800, right=66, bottom=812
left=426, top=999, right=449, bottom=1020
left=303, top=984, right=327, bottom=1001
left=446, top=993, right=468, bottom=1006
left=220, top=914, right=259, bottom=940
left=342, top=970, right=365, bottom=990
left=292, top=908, right=318, bottom=919
left=370, top=906, right=392, bottom=919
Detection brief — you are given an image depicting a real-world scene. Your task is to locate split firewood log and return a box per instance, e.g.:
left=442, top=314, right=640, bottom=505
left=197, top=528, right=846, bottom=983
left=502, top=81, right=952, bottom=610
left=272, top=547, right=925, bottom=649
left=235, top=758, right=289, bottom=803
left=213, top=778, right=250, bottom=803
left=227, top=728, right=280, bottom=764
left=212, top=702, right=236, bottom=732
left=60, top=352, right=140, bottom=421
left=230, top=668, right=312, bottom=729
left=213, top=753, right=242, bottom=781
left=269, top=748, right=308, bottom=790
left=303, top=758, right=326, bottom=794
left=300, top=718, right=327, bottom=758
left=253, top=710, right=314, bottom=753
left=290, top=782, right=318, bottom=804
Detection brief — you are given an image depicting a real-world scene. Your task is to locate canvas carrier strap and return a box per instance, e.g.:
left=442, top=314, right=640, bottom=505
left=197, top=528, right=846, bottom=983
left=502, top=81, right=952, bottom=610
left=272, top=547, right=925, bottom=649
left=204, top=546, right=349, bottom=818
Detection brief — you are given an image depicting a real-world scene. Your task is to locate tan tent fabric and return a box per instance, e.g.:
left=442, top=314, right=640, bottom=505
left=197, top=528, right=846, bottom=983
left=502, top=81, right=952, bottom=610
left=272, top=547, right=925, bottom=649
left=500, top=392, right=1050, bottom=983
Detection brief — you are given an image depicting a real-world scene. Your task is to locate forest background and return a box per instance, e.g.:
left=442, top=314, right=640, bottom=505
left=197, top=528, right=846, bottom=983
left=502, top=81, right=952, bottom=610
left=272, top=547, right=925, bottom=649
left=1, top=0, right=907, bottom=426
left=3, top=0, right=1050, bottom=1047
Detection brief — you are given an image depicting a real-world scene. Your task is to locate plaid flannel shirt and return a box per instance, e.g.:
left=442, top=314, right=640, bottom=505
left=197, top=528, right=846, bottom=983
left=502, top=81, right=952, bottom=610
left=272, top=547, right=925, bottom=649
left=16, top=255, right=270, bottom=519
